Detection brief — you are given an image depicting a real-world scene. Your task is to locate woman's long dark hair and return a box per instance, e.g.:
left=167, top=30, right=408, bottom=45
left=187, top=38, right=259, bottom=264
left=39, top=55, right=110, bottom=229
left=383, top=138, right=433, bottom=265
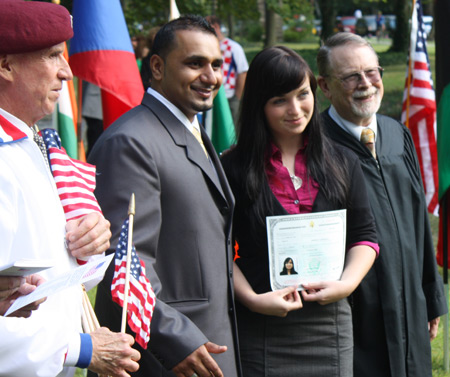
left=235, top=46, right=349, bottom=226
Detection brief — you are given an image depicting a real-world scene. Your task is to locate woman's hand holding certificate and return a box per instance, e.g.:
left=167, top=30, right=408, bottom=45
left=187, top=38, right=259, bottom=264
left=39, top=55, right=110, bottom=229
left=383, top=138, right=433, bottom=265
left=301, top=244, right=376, bottom=305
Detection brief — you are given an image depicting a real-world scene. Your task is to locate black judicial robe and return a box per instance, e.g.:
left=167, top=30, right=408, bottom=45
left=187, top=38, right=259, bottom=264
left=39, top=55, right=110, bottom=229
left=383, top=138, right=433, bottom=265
left=322, top=109, right=447, bottom=377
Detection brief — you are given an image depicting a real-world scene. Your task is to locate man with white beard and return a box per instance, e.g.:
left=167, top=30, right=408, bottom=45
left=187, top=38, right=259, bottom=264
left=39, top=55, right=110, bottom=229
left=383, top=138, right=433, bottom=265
left=317, top=32, right=447, bottom=377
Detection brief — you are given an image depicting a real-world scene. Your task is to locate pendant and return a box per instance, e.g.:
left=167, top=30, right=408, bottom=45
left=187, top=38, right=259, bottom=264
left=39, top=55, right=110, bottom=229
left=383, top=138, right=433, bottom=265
left=290, top=175, right=303, bottom=190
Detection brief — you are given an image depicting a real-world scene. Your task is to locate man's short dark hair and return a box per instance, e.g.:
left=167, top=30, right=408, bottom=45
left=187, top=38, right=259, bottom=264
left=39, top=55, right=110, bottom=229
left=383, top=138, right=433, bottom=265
left=151, top=15, right=217, bottom=60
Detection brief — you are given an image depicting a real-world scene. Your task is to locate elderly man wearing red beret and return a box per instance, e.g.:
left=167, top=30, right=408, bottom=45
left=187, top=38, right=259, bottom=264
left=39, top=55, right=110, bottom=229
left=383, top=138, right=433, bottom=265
left=0, top=1, right=140, bottom=376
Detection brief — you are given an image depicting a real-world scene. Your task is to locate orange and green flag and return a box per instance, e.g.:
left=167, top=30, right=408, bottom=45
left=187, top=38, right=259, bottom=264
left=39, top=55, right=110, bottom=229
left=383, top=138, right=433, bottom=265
left=56, top=42, right=79, bottom=160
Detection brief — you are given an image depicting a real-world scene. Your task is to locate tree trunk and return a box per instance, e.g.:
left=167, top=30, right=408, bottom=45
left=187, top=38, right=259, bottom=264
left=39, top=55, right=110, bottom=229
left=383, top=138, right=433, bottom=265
left=390, top=0, right=411, bottom=53
left=227, top=0, right=234, bottom=39
left=435, top=0, right=450, bottom=101
left=227, top=14, right=234, bottom=38
left=318, top=0, right=337, bottom=42
left=264, top=3, right=277, bottom=47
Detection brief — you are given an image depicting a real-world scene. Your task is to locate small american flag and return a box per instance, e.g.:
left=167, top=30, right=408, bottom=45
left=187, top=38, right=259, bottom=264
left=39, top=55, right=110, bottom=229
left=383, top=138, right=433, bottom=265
left=41, top=129, right=102, bottom=220
left=111, top=219, right=156, bottom=349
left=401, top=0, right=439, bottom=215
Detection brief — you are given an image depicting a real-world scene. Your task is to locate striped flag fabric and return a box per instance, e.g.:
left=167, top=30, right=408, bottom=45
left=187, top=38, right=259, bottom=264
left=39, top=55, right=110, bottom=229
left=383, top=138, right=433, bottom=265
left=41, top=128, right=101, bottom=220
left=69, top=0, right=144, bottom=128
left=401, top=0, right=439, bottom=215
left=111, top=219, right=156, bottom=349
left=56, top=42, right=79, bottom=160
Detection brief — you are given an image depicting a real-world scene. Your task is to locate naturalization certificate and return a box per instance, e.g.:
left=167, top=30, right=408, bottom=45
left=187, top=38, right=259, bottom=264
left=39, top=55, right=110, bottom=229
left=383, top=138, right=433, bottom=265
left=266, top=209, right=346, bottom=291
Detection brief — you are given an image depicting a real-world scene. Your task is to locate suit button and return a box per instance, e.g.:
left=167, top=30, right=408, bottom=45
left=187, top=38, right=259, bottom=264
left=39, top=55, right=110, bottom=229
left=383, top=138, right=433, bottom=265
left=220, top=206, right=229, bottom=215
left=229, top=271, right=233, bottom=278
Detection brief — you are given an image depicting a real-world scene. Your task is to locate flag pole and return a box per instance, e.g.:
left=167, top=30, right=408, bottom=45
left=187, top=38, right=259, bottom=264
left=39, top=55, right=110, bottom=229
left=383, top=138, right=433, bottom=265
left=81, top=285, right=110, bottom=377
left=121, top=193, right=136, bottom=333
left=405, top=0, right=417, bottom=129
left=76, top=78, right=85, bottom=161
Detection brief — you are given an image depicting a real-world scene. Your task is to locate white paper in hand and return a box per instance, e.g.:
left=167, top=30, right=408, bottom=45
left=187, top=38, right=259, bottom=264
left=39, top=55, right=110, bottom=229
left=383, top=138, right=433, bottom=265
left=4, top=254, right=114, bottom=317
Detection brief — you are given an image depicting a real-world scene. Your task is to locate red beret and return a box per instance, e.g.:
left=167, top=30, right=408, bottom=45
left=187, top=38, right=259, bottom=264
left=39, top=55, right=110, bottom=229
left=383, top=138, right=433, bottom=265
left=0, top=0, right=73, bottom=54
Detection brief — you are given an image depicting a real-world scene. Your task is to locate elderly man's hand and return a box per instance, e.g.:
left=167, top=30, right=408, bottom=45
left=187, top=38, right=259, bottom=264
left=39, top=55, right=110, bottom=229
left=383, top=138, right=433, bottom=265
left=65, top=212, right=111, bottom=259
left=0, top=274, right=46, bottom=317
left=88, top=327, right=141, bottom=377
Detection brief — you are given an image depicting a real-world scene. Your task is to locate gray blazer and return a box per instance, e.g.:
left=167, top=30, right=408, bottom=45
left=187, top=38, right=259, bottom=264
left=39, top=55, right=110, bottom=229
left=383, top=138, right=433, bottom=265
left=88, top=93, right=241, bottom=377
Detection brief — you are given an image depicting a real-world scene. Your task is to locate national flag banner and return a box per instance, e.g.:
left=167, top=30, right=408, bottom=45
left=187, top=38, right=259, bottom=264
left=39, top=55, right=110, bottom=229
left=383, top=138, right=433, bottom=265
left=202, top=86, right=236, bottom=154
left=69, top=0, right=144, bottom=128
left=211, top=86, right=236, bottom=154
left=111, top=219, right=156, bottom=349
left=436, top=84, right=450, bottom=266
left=435, top=0, right=450, bottom=268
left=41, top=128, right=101, bottom=221
left=401, top=0, right=439, bottom=215
left=57, top=42, right=79, bottom=160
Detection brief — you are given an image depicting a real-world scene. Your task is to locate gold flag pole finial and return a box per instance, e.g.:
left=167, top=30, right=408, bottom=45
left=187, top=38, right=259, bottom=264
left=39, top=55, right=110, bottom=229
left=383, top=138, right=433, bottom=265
left=128, top=193, right=135, bottom=217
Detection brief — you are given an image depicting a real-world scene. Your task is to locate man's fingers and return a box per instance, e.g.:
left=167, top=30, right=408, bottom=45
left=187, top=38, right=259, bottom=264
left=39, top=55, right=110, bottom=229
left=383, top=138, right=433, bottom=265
left=89, top=327, right=141, bottom=376
left=204, top=342, right=227, bottom=354
left=0, top=277, right=24, bottom=300
left=173, top=344, right=225, bottom=377
left=17, top=283, right=37, bottom=296
left=66, top=213, right=99, bottom=239
left=65, top=213, right=111, bottom=258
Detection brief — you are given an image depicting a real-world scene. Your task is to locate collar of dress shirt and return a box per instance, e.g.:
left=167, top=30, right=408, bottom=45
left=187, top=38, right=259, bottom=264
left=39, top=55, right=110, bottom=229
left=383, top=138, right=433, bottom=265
left=266, top=137, right=309, bottom=163
left=328, top=105, right=378, bottom=142
left=147, top=87, right=201, bottom=134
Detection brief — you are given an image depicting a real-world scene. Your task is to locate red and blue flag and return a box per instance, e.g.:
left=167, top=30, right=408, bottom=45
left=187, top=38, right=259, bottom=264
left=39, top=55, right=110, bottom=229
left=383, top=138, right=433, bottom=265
left=69, top=0, right=144, bottom=128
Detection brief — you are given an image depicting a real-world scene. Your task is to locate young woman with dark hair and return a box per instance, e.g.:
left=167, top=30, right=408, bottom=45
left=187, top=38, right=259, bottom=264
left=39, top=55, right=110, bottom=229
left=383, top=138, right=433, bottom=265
left=221, top=46, right=379, bottom=376
left=280, top=257, right=298, bottom=275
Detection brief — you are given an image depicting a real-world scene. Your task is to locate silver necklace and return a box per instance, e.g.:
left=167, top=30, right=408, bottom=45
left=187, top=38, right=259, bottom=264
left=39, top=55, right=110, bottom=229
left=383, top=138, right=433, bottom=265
left=290, top=174, right=303, bottom=190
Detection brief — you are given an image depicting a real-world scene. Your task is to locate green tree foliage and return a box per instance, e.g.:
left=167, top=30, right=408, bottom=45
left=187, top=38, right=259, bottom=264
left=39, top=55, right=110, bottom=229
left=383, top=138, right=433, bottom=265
left=121, top=0, right=260, bottom=37
left=59, top=0, right=416, bottom=55
left=122, top=0, right=177, bottom=35
left=264, top=0, right=314, bottom=46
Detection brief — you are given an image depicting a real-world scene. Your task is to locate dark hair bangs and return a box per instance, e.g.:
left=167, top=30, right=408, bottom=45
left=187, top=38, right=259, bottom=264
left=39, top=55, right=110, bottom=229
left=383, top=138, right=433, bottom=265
left=266, top=56, right=307, bottom=99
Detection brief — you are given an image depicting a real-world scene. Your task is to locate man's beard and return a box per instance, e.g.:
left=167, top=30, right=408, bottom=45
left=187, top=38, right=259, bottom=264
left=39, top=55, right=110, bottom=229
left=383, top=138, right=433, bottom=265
left=350, top=88, right=381, bottom=119
left=192, top=94, right=216, bottom=114
left=193, top=101, right=214, bottom=113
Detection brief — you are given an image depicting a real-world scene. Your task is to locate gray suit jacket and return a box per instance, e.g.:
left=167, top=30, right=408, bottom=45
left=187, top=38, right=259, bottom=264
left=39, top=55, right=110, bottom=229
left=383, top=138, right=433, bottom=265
left=88, top=93, right=241, bottom=376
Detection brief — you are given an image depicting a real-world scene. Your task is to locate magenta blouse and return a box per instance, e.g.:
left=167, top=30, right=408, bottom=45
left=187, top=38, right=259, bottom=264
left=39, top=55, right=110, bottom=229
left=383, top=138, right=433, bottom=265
left=265, top=141, right=379, bottom=255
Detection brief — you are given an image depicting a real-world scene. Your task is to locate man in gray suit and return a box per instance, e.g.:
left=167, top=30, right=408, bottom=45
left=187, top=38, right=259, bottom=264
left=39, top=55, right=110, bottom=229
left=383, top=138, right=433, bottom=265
left=88, top=16, right=241, bottom=377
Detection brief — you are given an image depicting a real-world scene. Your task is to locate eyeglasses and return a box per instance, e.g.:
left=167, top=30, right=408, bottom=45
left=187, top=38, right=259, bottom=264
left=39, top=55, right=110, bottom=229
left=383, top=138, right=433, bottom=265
left=327, top=67, right=384, bottom=89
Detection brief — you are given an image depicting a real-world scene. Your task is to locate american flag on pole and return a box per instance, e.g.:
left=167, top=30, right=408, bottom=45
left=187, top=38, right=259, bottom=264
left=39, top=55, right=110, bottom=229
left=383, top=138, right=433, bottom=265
left=401, top=0, right=439, bottom=215
left=111, top=219, right=156, bottom=349
left=41, top=128, right=101, bottom=220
